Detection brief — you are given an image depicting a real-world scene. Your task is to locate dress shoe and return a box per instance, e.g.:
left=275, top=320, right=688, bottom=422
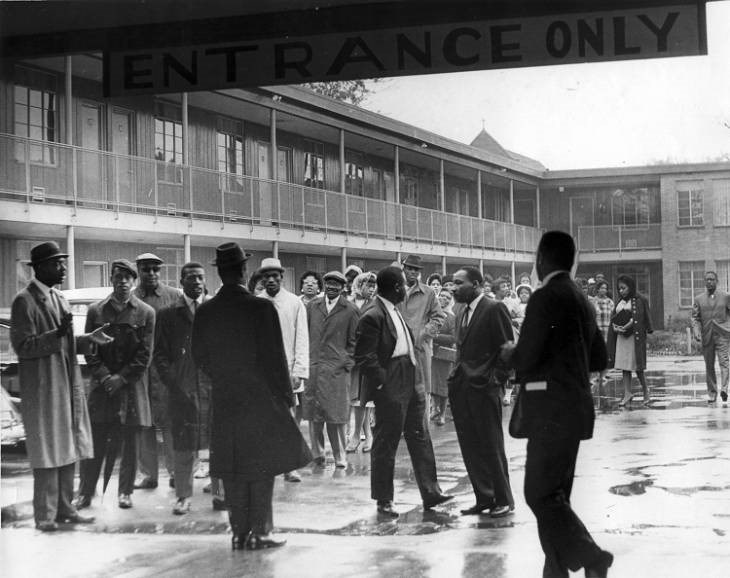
left=73, top=495, right=92, bottom=510
left=345, top=440, right=361, bottom=453
left=284, top=471, right=301, bottom=482
left=722, top=391, right=728, bottom=403
left=172, top=498, right=191, bottom=515
left=376, top=501, right=399, bottom=518
left=460, top=504, right=492, bottom=516
left=585, top=550, right=614, bottom=578
left=362, top=437, right=373, bottom=453
left=56, top=512, right=95, bottom=524
left=335, top=461, right=347, bottom=469
left=313, top=456, right=326, bottom=467
left=247, top=533, right=287, bottom=550
left=423, top=493, right=454, bottom=510
left=212, top=497, right=227, bottom=511
left=203, top=482, right=212, bottom=493
left=36, top=521, right=58, bottom=532
left=118, top=494, right=133, bottom=509
left=490, top=504, right=514, bottom=518
left=231, top=532, right=248, bottom=550
left=133, top=478, right=158, bottom=490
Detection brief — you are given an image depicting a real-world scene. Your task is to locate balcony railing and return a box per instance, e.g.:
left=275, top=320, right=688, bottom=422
left=577, top=224, right=662, bottom=252
left=0, top=134, right=541, bottom=254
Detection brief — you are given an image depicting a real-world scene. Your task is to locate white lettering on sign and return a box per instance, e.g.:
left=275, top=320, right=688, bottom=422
left=104, top=4, right=705, bottom=97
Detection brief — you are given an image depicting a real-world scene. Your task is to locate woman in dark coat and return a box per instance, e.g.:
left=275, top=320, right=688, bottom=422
left=607, top=274, right=653, bottom=406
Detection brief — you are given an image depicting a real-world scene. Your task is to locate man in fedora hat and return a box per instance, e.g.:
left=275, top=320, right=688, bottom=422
left=256, top=257, right=310, bottom=482
left=11, top=241, right=114, bottom=531
left=133, top=252, right=181, bottom=491
left=77, top=259, right=156, bottom=511
left=303, top=271, right=359, bottom=469
left=399, top=254, right=445, bottom=418
left=192, top=242, right=312, bottom=550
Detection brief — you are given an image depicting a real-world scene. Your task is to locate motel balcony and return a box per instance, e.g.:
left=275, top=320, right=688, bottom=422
left=0, top=134, right=542, bottom=255
left=576, top=224, right=662, bottom=253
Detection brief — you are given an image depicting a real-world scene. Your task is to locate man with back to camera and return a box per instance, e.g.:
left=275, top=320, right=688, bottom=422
left=692, top=270, right=730, bottom=404
left=10, top=241, right=113, bottom=531
left=192, top=242, right=312, bottom=550
left=354, top=266, right=452, bottom=518
left=133, top=252, right=181, bottom=490
left=501, top=230, right=613, bottom=578
left=256, top=257, right=310, bottom=482
left=76, top=259, right=155, bottom=510
left=449, top=266, right=515, bottom=518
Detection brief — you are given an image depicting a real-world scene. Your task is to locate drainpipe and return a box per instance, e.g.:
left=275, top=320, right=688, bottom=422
left=183, top=234, right=191, bottom=263
left=66, top=226, right=75, bottom=290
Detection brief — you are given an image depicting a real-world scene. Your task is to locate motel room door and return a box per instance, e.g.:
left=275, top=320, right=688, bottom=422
left=256, top=142, right=274, bottom=224
left=78, top=102, right=103, bottom=204
left=570, top=196, right=595, bottom=251
left=110, top=108, right=133, bottom=207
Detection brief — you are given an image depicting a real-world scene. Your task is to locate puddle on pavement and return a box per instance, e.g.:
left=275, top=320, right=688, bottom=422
left=593, top=370, right=727, bottom=411
left=609, top=479, right=654, bottom=496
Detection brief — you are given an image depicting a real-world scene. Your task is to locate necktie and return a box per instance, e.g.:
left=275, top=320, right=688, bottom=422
left=192, top=300, right=198, bottom=315
left=461, top=304, right=471, bottom=331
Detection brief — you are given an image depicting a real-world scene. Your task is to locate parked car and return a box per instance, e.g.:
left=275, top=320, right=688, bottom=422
left=61, top=286, right=113, bottom=338
left=1, top=385, right=25, bottom=449
left=0, top=317, right=19, bottom=398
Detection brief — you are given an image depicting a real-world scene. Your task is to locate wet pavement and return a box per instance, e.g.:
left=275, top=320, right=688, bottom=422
left=2, top=356, right=730, bottom=577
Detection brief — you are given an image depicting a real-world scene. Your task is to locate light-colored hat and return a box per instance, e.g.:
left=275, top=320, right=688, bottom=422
left=257, top=257, right=285, bottom=275
left=135, top=252, right=163, bottom=264
left=323, top=271, right=347, bottom=285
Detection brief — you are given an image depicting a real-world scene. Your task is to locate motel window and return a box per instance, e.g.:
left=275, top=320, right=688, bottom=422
left=154, top=102, right=183, bottom=184
left=678, top=261, right=705, bottom=308
left=612, top=188, right=650, bottom=226
left=676, top=182, right=704, bottom=227
left=716, top=260, right=730, bottom=293
left=345, top=155, right=365, bottom=196
left=403, top=176, right=418, bottom=206
left=155, top=247, right=183, bottom=287
left=304, top=141, right=325, bottom=189
left=712, top=179, right=730, bottom=226
left=217, top=118, right=244, bottom=192
left=13, top=74, right=58, bottom=165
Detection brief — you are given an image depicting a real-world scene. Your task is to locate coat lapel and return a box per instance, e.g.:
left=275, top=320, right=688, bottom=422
left=28, top=282, right=60, bottom=328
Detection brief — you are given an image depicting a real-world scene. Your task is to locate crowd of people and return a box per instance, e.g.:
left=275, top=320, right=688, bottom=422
left=10, top=233, right=729, bottom=576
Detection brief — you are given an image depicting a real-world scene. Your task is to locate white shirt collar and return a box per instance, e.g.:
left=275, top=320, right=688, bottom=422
left=183, top=293, right=201, bottom=308
left=31, top=277, right=53, bottom=298
left=378, top=295, right=397, bottom=311
left=541, top=270, right=570, bottom=286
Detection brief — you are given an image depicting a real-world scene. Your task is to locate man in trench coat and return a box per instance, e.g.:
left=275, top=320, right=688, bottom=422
left=304, top=271, right=359, bottom=469
left=10, top=241, right=112, bottom=531
left=192, top=242, right=312, bottom=550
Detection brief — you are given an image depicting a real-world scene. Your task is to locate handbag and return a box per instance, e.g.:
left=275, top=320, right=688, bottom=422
left=612, top=308, right=634, bottom=336
left=508, top=385, right=528, bottom=438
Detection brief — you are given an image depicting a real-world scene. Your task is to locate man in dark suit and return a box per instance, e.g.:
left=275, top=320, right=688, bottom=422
left=501, top=231, right=613, bottom=578
left=354, top=266, right=452, bottom=518
left=449, top=266, right=515, bottom=518
left=192, top=243, right=312, bottom=550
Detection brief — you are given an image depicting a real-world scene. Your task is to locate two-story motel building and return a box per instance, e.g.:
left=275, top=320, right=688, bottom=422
left=1, top=55, right=729, bottom=328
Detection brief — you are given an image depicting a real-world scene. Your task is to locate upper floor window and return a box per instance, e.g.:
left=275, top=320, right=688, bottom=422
left=712, top=179, right=730, bottom=226
left=345, top=155, right=365, bottom=196
left=14, top=82, right=57, bottom=165
left=677, top=182, right=703, bottom=227
left=716, top=260, right=730, bottom=293
left=216, top=117, right=244, bottom=177
left=678, top=260, right=705, bottom=308
left=304, top=140, right=325, bottom=189
left=612, top=188, right=650, bottom=226
left=402, top=176, right=418, bottom=206
left=154, top=102, right=183, bottom=184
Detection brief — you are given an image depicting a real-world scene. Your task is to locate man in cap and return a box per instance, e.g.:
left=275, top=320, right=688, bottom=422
left=76, top=259, right=155, bottom=510
left=256, top=257, right=310, bottom=482
left=355, top=266, right=453, bottom=518
left=133, top=252, right=181, bottom=490
left=11, top=241, right=113, bottom=531
left=155, top=262, right=223, bottom=515
left=398, top=255, right=445, bottom=418
left=192, top=242, right=311, bottom=550
left=304, top=271, right=359, bottom=469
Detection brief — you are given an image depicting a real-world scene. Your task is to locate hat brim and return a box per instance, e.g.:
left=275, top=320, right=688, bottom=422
left=257, top=266, right=285, bottom=275
left=402, top=262, right=423, bottom=269
left=29, top=253, right=69, bottom=265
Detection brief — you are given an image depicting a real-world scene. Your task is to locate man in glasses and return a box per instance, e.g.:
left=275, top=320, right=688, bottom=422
left=133, top=253, right=182, bottom=491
